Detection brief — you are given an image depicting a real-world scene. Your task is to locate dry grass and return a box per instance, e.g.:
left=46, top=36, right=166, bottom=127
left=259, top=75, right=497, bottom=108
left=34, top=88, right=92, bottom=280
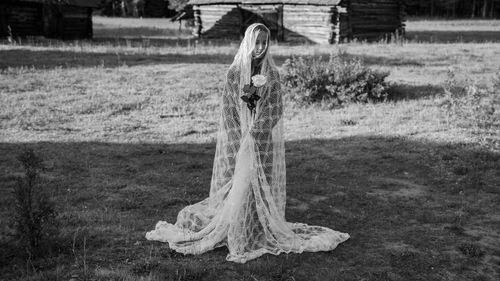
left=0, top=18, right=499, bottom=281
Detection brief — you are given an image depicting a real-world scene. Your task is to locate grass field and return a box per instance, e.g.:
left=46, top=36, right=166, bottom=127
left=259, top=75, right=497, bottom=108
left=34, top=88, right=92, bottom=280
left=0, top=18, right=499, bottom=281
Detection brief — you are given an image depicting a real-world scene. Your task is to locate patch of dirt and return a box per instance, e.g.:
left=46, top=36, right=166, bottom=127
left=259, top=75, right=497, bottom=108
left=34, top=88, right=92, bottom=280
left=367, top=177, right=428, bottom=199
left=287, top=195, right=331, bottom=212
left=463, top=227, right=500, bottom=252
left=384, top=241, right=418, bottom=252
left=287, top=197, right=309, bottom=211
left=309, top=195, right=329, bottom=203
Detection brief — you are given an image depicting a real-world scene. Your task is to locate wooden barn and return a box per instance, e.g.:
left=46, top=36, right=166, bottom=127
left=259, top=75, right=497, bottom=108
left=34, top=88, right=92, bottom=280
left=0, top=0, right=102, bottom=39
left=188, top=0, right=406, bottom=44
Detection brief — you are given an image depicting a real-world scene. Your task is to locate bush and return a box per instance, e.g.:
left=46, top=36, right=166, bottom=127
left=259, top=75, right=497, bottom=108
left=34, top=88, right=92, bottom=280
left=458, top=242, right=485, bottom=259
left=281, top=52, right=390, bottom=108
left=441, top=70, right=500, bottom=148
left=10, top=148, right=58, bottom=259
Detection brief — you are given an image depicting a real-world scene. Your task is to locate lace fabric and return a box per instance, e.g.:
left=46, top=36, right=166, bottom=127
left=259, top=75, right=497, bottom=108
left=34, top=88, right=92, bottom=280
left=145, top=23, right=349, bottom=263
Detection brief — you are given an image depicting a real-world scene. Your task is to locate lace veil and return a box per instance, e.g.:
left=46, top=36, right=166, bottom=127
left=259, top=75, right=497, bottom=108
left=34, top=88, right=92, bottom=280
left=145, top=23, right=349, bottom=263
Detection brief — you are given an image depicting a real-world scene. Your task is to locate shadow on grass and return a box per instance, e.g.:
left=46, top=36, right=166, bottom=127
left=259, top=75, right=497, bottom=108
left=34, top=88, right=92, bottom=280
left=387, top=83, right=444, bottom=101
left=406, top=30, right=500, bottom=43
left=349, top=54, right=426, bottom=67
left=0, top=43, right=433, bottom=72
left=0, top=48, right=310, bottom=70
left=92, top=36, right=238, bottom=48
left=0, top=48, right=300, bottom=70
left=0, top=49, right=237, bottom=69
left=93, top=27, right=193, bottom=38
left=0, top=136, right=498, bottom=280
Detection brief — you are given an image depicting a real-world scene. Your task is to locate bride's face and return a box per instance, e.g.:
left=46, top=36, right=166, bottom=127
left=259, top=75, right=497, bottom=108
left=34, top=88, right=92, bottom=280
left=252, top=30, right=268, bottom=59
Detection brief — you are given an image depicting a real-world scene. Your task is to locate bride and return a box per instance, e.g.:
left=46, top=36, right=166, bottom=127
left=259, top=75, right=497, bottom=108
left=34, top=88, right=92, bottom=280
left=145, top=23, right=349, bottom=263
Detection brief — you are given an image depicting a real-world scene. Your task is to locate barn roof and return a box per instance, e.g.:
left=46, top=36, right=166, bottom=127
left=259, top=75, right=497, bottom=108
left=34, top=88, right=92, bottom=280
left=188, top=0, right=341, bottom=5
left=14, top=0, right=103, bottom=8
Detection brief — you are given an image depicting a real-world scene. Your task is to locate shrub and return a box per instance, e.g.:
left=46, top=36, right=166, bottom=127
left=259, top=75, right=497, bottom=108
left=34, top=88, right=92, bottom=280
left=10, top=148, right=58, bottom=259
left=281, top=51, right=390, bottom=108
left=441, top=70, right=500, bottom=148
left=458, top=242, right=485, bottom=259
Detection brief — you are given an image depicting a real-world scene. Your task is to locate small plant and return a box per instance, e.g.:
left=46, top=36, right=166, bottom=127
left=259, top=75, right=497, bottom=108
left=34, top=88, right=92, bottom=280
left=10, top=148, right=58, bottom=259
left=7, top=25, right=14, bottom=44
left=458, top=242, right=485, bottom=259
left=281, top=51, right=390, bottom=108
left=441, top=70, right=500, bottom=148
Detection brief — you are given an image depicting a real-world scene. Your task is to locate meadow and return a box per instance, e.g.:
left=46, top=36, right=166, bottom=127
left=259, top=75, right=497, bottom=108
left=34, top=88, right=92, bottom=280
left=0, top=17, right=499, bottom=281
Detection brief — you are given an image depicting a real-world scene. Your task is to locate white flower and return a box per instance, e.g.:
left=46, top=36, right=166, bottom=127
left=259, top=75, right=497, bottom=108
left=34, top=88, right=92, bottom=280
left=251, top=74, right=267, bottom=87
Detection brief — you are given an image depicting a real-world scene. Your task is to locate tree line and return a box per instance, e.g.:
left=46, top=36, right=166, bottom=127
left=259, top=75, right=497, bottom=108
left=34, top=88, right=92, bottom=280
left=99, top=0, right=500, bottom=18
left=404, top=0, right=500, bottom=18
left=99, top=0, right=177, bottom=17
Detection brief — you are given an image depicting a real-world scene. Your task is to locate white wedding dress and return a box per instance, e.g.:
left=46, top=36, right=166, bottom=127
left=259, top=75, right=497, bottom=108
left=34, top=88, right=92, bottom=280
left=145, top=24, right=349, bottom=263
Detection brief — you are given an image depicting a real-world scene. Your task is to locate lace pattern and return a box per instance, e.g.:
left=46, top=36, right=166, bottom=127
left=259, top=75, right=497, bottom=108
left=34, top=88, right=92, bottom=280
left=145, top=23, right=349, bottom=263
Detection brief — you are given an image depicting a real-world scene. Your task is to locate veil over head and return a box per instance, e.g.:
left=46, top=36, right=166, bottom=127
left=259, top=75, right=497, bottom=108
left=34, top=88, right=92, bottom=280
left=145, top=23, right=349, bottom=263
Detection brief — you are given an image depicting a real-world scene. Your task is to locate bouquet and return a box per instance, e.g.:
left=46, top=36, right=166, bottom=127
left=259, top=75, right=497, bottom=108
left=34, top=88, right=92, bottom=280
left=241, top=74, right=267, bottom=116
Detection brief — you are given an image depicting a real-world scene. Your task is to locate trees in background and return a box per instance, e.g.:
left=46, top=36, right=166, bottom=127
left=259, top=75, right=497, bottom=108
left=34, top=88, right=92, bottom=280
left=404, top=0, right=500, bottom=18
left=167, top=0, right=190, bottom=12
left=100, top=0, right=176, bottom=17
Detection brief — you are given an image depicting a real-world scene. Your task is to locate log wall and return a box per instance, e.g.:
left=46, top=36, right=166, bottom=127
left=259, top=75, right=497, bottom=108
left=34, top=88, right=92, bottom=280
left=195, top=5, right=242, bottom=39
left=0, top=2, right=43, bottom=37
left=59, top=6, right=92, bottom=39
left=283, top=5, right=342, bottom=44
left=195, top=4, right=343, bottom=44
left=1, top=2, right=93, bottom=39
left=240, top=4, right=282, bottom=41
left=193, top=1, right=405, bottom=44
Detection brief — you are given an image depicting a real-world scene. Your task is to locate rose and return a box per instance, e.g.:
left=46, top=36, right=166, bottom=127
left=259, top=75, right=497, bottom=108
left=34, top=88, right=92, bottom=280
left=241, top=75, right=267, bottom=116
left=241, top=84, right=261, bottom=116
left=251, top=74, right=267, bottom=87
left=241, top=84, right=260, bottom=111
left=242, top=84, right=256, bottom=95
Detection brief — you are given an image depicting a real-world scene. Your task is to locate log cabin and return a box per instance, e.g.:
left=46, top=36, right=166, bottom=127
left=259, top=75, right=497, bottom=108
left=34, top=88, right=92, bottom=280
left=187, top=0, right=406, bottom=44
left=0, top=0, right=102, bottom=39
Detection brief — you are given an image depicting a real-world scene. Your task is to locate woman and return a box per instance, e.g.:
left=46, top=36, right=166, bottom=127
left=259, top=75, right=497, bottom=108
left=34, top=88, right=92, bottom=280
left=145, top=23, right=349, bottom=263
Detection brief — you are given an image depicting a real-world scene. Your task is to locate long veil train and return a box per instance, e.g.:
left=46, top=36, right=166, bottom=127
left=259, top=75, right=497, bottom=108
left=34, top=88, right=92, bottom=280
left=145, top=23, right=349, bottom=263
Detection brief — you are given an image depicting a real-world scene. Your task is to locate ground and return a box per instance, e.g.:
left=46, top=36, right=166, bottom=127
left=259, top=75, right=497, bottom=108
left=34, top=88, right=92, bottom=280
left=0, top=17, right=499, bottom=281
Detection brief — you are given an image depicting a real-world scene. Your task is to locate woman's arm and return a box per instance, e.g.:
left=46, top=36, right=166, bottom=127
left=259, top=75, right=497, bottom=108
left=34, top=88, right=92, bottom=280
left=220, top=70, right=242, bottom=181
left=223, top=71, right=242, bottom=140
